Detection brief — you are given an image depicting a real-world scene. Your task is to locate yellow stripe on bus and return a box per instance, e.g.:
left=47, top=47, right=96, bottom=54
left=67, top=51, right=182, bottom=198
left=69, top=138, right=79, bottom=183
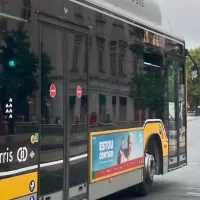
left=0, top=172, right=37, bottom=200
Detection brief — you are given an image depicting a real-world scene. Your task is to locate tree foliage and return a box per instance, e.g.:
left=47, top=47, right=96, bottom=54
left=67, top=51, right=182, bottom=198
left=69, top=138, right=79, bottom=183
left=186, top=47, right=200, bottom=106
left=0, top=28, right=52, bottom=120
left=0, top=29, right=38, bottom=95
left=130, top=71, right=164, bottom=117
left=128, top=25, right=164, bottom=117
left=41, top=52, right=53, bottom=119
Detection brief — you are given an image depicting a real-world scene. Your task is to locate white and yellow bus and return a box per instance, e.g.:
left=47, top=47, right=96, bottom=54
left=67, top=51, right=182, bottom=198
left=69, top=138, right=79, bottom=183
left=0, top=0, right=187, bottom=199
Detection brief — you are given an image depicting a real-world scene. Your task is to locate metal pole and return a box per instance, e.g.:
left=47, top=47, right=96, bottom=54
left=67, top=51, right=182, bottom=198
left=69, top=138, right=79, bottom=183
left=63, top=30, right=70, bottom=200
left=37, top=16, right=42, bottom=200
left=62, top=0, right=70, bottom=198
left=198, top=67, right=200, bottom=114
left=37, top=13, right=42, bottom=200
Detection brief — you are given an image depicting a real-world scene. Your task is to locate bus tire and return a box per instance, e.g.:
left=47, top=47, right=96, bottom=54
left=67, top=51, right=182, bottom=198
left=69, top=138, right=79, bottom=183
left=137, top=138, right=160, bottom=196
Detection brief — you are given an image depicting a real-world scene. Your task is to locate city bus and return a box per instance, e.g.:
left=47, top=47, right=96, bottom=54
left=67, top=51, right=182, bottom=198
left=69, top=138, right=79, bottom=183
left=0, top=0, right=187, bottom=199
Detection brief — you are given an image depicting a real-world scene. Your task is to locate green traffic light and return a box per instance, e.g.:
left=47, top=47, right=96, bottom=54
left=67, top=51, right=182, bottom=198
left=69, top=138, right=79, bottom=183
left=169, top=65, right=174, bottom=69
left=8, top=60, right=15, bottom=67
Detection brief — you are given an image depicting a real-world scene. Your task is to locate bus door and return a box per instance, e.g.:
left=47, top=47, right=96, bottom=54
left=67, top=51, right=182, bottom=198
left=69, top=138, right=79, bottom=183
left=38, top=13, right=90, bottom=200
left=177, top=61, right=187, bottom=167
left=167, top=57, right=187, bottom=171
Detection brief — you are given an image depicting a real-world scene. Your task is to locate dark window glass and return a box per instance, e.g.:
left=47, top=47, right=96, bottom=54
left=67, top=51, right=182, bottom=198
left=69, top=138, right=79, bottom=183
left=118, top=54, right=124, bottom=75
left=39, top=24, right=64, bottom=195
left=178, top=63, right=186, bottom=163
left=96, top=37, right=105, bottom=73
left=99, top=94, right=107, bottom=123
left=0, top=3, right=40, bottom=199
left=87, top=16, right=170, bottom=132
left=67, top=31, right=88, bottom=187
left=71, top=34, right=82, bottom=71
left=112, top=96, right=116, bottom=120
left=98, top=49, right=103, bottom=72
left=167, top=61, right=178, bottom=160
left=110, top=41, right=117, bottom=75
left=119, top=97, right=127, bottom=121
left=118, top=40, right=127, bottom=75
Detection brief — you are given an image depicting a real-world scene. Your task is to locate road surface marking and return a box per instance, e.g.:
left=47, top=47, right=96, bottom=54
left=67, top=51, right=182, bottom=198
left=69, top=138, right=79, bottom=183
left=186, top=188, right=200, bottom=190
left=188, top=163, right=199, bottom=165
left=186, top=192, right=200, bottom=197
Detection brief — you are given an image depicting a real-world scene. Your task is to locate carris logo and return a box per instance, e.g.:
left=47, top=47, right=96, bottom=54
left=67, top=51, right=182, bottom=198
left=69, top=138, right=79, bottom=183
left=17, top=147, right=28, bottom=162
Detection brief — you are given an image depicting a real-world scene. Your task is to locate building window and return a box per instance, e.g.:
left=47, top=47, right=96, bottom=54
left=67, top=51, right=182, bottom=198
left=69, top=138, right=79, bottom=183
left=72, top=46, right=79, bottom=70
left=112, top=96, right=116, bottom=117
left=74, top=4, right=83, bottom=19
left=119, top=97, right=127, bottom=121
left=95, top=12, right=106, bottom=24
left=99, top=94, right=107, bottom=122
left=98, top=49, right=103, bottom=72
left=96, top=12, right=103, bottom=19
left=110, top=41, right=117, bottom=75
left=118, top=40, right=127, bottom=75
left=71, top=34, right=82, bottom=71
left=133, top=54, right=138, bottom=75
left=110, top=53, right=116, bottom=75
left=96, top=37, right=105, bottom=72
left=22, top=0, right=31, bottom=20
left=75, top=4, right=82, bottom=13
left=118, top=54, right=125, bottom=75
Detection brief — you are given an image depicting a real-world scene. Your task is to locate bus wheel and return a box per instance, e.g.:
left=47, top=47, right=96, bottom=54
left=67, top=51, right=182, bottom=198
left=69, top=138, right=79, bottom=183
left=137, top=139, right=159, bottom=196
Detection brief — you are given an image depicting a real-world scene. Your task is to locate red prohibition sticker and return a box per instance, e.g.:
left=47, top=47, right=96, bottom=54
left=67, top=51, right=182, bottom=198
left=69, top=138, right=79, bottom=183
left=49, top=84, right=56, bottom=98
left=76, top=86, right=82, bottom=98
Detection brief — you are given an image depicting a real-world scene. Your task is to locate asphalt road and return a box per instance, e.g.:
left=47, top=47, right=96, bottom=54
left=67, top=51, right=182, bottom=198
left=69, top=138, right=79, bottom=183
left=103, top=116, right=200, bottom=200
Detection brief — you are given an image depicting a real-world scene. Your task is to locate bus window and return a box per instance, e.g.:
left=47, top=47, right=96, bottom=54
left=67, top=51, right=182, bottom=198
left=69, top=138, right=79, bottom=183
left=39, top=24, right=64, bottom=196
left=178, top=64, right=186, bottom=165
left=66, top=31, right=88, bottom=190
left=0, top=3, right=39, bottom=200
left=167, top=61, right=178, bottom=167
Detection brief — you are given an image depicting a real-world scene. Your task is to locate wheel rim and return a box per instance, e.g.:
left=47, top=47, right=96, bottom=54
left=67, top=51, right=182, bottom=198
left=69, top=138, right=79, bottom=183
left=144, top=153, right=155, bottom=181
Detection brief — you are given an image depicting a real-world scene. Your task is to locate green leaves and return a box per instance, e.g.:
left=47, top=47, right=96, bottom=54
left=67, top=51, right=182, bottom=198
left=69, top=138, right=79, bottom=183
left=186, top=48, right=200, bottom=105
left=0, top=27, right=53, bottom=118
left=130, top=71, right=164, bottom=116
left=0, top=29, right=38, bottom=94
left=129, top=43, right=144, bottom=56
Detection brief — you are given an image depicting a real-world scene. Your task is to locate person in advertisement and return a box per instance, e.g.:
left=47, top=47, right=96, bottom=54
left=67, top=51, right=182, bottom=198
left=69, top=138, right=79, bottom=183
left=117, top=133, right=133, bottom=164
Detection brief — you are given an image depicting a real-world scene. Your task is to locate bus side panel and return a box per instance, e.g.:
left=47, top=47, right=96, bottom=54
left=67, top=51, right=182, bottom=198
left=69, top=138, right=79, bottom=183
left=89, top=169, right=143, bottom=200
left=89, top=128, right=144, bottom=200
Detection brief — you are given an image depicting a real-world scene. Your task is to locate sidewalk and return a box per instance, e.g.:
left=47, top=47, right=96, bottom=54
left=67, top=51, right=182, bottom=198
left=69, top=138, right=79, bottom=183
left=187, top=116, right=196, bottom=121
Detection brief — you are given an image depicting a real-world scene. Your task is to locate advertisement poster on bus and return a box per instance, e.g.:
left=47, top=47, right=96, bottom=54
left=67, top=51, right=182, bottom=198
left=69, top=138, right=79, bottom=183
left=90, top=128, right=144, bottom=182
